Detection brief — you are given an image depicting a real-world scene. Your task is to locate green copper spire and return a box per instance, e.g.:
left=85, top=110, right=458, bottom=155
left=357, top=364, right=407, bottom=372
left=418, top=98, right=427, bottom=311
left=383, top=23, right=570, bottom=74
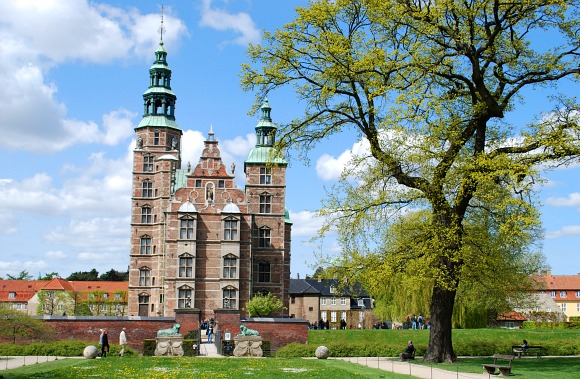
left=136, top=9, right=179, bottom=131
left=245, top=99, right=287, bottom=164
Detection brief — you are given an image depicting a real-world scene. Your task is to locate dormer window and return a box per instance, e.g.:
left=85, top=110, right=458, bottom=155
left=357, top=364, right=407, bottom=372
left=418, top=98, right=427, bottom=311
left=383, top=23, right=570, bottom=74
left=8, top=292, right=16, bottom=299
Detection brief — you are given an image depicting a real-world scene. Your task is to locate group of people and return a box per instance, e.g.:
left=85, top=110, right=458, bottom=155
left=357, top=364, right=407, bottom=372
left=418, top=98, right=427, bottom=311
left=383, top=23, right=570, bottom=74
left=404, top=314, right=427, bottom=330
left=98, top=327, right=128, bottom=357
left=201, top=319, right=214, bottom=343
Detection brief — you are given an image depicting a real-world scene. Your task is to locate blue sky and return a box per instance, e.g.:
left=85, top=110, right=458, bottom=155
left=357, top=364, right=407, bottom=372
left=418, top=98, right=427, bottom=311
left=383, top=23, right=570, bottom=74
left=0, top=0, right=578, bottom=280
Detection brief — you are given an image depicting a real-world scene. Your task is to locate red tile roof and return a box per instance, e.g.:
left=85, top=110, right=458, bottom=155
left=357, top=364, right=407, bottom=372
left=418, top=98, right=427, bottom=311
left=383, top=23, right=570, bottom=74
left=497, top=311, right=527, bottom=321
left=0, top=279, right=127, bottom=303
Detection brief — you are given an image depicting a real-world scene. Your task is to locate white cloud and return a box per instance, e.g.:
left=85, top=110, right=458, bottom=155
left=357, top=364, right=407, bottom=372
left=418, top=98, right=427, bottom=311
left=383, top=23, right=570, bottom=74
left=0, top=1, right=187, bottom=153
left=45, top=251, right=68, bottom=260
left=200, top=0, right=260, bottom=46
left=315, top=139, right=370, bottom=181
left=546, top=193, right=580, bottom=209
left=545, top=225, right=580, bottom=239
left=289, top=210, right=325, bottom=238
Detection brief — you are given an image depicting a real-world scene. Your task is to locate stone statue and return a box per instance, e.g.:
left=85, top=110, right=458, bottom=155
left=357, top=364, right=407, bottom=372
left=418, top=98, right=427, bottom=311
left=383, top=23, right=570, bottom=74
left=239, top=325, right=260, bottom=336
left=137, top=136, right=143, bottom=148
left=172, top=136, right=178, bottom=149
left=157, top=323, right=181, bottom=336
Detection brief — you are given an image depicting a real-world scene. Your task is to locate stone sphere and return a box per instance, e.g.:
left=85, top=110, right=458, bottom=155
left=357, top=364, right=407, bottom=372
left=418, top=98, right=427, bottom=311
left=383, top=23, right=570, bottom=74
left=83, top=345, right=99, bottom=359
left=315, top=345, right=330, bottom=359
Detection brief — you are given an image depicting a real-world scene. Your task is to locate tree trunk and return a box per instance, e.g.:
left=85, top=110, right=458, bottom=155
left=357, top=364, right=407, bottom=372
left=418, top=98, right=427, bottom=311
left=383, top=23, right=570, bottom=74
left=424, top=286, right=457, bottom=363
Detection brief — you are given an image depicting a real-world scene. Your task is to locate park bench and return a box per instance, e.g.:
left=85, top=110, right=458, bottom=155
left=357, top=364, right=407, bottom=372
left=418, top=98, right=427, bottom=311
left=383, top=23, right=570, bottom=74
left=512, top=345, right=542, bottom=358
left=482, top=354, right=514, bottom=376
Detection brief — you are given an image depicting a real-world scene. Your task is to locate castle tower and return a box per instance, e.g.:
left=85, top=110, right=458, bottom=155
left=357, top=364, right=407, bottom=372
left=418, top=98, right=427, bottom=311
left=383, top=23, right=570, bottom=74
left=244, top=99, right=291, bottom=314
left=128, top=32, right=182, bottom=316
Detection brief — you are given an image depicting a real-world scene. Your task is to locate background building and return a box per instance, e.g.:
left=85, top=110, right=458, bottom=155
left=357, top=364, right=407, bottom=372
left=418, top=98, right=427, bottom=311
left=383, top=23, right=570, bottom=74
left=127, top=40, right=291, bottom=321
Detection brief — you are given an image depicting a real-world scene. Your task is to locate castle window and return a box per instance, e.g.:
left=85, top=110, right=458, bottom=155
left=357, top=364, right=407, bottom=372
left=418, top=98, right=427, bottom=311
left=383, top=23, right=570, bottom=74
left=195, top=180, right=202, bottom=187
left=258, top=227, right=271, bottom=247
left=180, top=219, right=195, bottom=239
left=224, top=219, right=238, bottom=240
left=218, top=180, right=225, bottom=188
left=154, top=132, right=160, bottom=145
left=178, top=288, right=192, bottom=308
left=223, top=287, right=237, bottom=309
left=142, top=180, right=153, bottom=197
left=259, top=194, right=271, bottom=213
left=179, top=256, right=193, bottom=278
left=143, top=155, right=154, bottom=172
left=141, top=206, right=152, bottom=223
left=260, top=167, right=272, bottom=184
left=139, top=269, right=151, bottom=286
left=258, top=261, right=271, bottom=283
left=223, top=256, right=237, bottom=279
left=140, top=236, right=151, bottom=255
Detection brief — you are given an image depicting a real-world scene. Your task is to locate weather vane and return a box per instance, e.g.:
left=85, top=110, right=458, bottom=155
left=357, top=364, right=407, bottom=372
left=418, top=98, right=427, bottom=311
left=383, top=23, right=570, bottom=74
left=159, top=4, right=165, bottom=42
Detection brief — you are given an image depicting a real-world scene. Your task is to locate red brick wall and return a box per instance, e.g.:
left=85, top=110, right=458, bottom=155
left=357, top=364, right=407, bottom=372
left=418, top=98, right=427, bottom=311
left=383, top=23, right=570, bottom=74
left=43, top=318, right=179, bottom=353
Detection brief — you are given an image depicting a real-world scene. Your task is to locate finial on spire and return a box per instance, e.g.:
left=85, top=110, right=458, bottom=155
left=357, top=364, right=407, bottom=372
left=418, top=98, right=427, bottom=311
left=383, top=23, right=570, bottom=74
left=159, top=4, right=165, bottom=43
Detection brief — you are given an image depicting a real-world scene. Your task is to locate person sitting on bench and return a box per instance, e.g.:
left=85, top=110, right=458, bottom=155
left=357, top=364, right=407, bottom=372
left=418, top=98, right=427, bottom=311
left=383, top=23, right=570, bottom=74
left=400, top=340, right=416, bottom=360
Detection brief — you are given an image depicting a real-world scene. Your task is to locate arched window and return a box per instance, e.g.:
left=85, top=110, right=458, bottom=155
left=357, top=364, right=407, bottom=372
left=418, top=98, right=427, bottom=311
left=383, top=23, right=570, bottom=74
left=139, top=268, right=151, bottom=286
left=258, top=227, right=271, bottom=248
left=178, top=286, right=193, bottom=309
left=223, top=287, right=237, bottom=309
left=259, top=193, right=271, bottom=213
left=223, top=255, right=237, bottom=279
left=142, top=180, right=153, bottom=197
left=140, top=236, right=151, bottom=255
left=141, top=206, right=152, bottom=223
left=179, top=254, right=193, bottom=278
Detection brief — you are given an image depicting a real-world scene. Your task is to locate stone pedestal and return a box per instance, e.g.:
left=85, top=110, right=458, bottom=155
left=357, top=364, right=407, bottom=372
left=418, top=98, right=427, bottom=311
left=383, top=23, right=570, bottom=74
left=154, top=336, right=184, bottom=357
left=233, top=336, right=263, bottom=357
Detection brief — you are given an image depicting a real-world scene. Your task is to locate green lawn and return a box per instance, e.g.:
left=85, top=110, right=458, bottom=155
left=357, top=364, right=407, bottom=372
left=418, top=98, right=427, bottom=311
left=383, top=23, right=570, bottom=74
left=0, top=356, right=410, bottom=379
left=413, top=357, right=580, bottom=379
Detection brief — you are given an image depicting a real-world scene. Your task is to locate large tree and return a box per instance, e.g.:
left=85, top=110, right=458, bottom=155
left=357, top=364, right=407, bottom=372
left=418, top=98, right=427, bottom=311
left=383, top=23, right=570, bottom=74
left=241, top=0, right=580, bottom=362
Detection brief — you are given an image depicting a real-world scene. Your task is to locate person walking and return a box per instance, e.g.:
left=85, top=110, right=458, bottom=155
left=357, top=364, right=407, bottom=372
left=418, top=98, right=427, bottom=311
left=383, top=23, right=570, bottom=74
left=101, top=329, right=110, bottom=358
left=119, top=327, right=127, bottom=356
left=207, top=322, right=214, bottom=344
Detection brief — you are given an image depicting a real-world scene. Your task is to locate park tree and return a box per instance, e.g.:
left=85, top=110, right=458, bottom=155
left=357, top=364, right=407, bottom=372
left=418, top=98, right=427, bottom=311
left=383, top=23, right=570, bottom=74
left=36, top=290, right=73, bottom=316
left=6, top=270, right=33, bottom=280
left=99, top=268, right=129, bottom=281
left=38, top=272, right=60, bottom=280
left=66, top=269, right=99, bottom=281
left=241, top=0, right=580, bottom=362
left=0, top=306, right=53, bottom=343
left=245, top=292, right=286, bottom=317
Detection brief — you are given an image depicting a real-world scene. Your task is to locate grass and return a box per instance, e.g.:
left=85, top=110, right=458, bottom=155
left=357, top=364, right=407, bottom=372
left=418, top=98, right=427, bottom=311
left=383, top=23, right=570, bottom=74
left=0, top=356, right=414, bottom=379
left=413, top=356, right=580, bottom=379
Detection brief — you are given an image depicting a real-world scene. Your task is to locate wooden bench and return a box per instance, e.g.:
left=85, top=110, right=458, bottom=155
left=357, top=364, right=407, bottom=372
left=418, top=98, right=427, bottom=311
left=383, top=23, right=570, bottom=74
left=512, top=345, right=542, bottom=358
left=482, top=354, right=514, bottom=376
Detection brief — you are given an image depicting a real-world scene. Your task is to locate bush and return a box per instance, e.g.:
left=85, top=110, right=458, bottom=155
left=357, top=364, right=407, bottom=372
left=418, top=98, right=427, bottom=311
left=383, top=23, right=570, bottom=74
left=143, top=339, right=156, bottom=356
left=0, top=340, right=136, bottom=357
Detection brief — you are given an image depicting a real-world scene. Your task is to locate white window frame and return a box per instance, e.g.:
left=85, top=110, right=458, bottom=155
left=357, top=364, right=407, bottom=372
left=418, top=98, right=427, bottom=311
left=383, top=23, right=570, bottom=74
left=340, top=297, right=346, bottom=305
left=321, top=297, right=327, bottom=305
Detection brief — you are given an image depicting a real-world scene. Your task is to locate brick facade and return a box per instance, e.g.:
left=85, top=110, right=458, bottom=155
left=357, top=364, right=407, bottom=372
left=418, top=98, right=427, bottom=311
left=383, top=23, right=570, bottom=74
left=127, top=42, right=291, bottom=324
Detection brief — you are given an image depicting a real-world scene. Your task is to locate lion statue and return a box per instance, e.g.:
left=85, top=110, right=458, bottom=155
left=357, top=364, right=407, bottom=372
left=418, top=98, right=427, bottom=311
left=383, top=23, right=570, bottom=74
left=239, top=324, right=260, bottom=336
left=157, top=323, right=181, bottom=336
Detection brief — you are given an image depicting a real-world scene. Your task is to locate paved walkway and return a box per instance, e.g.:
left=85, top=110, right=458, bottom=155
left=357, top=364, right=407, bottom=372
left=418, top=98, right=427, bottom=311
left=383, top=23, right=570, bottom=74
left=2, top=355, right=495, bottom=378
left=335, top=357, right=494, bottom=379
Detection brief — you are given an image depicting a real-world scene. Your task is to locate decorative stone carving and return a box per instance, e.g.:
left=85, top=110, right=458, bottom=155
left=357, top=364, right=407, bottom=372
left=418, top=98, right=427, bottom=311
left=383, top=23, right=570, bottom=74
left=233, top=336, right=263, bottom=357
left=83, top=345, right=98, bottom=359
left=154, top=336, right=184, bottom=357
left=157, top=323, right=181, bottom=336
left=315, top=346, right=330, bottom=359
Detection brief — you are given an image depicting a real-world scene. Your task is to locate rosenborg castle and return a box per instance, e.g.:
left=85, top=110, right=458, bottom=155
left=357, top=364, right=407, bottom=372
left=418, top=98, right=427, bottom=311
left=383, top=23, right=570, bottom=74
left=127, top=39, right=292, bottom=319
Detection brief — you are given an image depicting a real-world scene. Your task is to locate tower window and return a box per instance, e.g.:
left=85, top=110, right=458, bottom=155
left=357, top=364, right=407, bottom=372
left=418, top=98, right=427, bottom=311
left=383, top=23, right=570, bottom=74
left=178, top=288, right=192, bottom=309
left=180, top=219, right=195, bottom=239
left=223, top=288, right=237, bottom=309
left=140, top=236, right=151, bottom=255
left=258, top=261, right=271, bottom=283
left=142, top=180, right=153, bottom=197
left=154, top=132, right=160, bottom=145
left=139, top=269, right=151, bottom=286
left=195, top=180, right=202, bottom=187
left=258, top=227, right=271, bottom=248
left=259, top=194, right=271, bottom=213
left=260, top=167, right=272, bottom=184
left=223, top=256, right=237, bottom=279
left=224, top=219, right=238, bottom=240
left=179, top=256, right=193, bottom=278
left=143, top=155, right=154, bottom=172
left=141, top=206, right=152, bottom=223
